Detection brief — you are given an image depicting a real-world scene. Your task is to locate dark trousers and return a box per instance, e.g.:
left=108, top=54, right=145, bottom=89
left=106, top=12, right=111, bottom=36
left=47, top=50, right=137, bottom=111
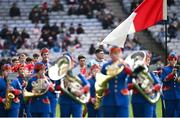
left=132, top=102, right=154, bottom=117
left=102, top=105, right=129, bottom=117
left=60, top=103, right=82, bottom=117
left=164, top=100, right=180, bottom=117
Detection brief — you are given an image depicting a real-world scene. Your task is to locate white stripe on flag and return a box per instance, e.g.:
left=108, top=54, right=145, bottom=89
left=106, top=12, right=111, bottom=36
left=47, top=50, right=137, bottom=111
left=102, top=13, right=136, bottom=48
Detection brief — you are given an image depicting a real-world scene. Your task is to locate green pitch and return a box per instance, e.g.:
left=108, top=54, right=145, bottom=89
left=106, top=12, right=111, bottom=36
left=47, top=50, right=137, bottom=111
left=56, top=99, right=162, bottom=117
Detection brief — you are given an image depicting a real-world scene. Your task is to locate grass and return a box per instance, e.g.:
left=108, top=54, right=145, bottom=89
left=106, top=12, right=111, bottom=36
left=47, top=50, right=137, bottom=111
left=56, top=98, right=162, bottom=117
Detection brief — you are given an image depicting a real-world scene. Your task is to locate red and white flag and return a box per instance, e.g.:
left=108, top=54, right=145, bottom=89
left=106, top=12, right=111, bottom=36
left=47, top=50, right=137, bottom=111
left=102, top=0, right=167, bottom=47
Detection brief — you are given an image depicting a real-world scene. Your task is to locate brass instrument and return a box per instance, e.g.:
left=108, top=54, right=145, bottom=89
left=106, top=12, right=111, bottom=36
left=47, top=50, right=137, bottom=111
left=125, top=51, right=160, bottom=104
left=94, top=61, right=125, bottom=109
left=48, top=54, right=90, bottom=104
left=4, top=73, right=17, bottom=110
left=173, top=65, right=180, bottom=81
left=23, top=75, right=50, bottom=99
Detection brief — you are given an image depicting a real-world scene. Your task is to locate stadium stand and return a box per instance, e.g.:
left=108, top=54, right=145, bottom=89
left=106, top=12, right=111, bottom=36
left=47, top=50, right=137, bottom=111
left=0, top=0, right=143, bottom=62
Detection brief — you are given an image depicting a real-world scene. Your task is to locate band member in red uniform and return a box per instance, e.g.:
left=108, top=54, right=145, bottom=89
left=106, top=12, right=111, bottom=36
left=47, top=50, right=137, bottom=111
left=11, top=57, right=20, bottom=72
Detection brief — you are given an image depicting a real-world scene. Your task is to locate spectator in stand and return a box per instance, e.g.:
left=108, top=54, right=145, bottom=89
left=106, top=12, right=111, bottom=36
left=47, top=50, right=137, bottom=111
left=62, top=34, right=72, bottom=51
left=76, top=24, right=85, bottom=34
left=0, top=24, right=12, bottom=40
left=51, top=0, right=64, bottom=11
left=68, top=5, right=77, bottom=15
left=169, top=13, right=178, bottom=28
left=168, top=23, right=177, bottom=40
left=167, top=0, right=175, bottom=7
left=32, top=24, right=41, bottom=43
left=67, top=0, right=77, bottom=5
left=69, top=23, right=75, bottom=34
left=12, top=27, right=20, bottom=38
left=40, top=10, right=49, bottom=23
left=102, top=16, right=109, bottom=29
left=29, top=5, right=41, bottom=23
left=0, top=39, right=4, bottom=50
left=88, top=44, right=96, bottom=55
left=38, top=29, right=50, bottom=49
left=59, top=22, right=67, bottom=34
left=21, top=28, right=30, bottom=40
left=42, top=22, right=51, bottom=32
left=41, top=2, right=49, bottom=12
left=51, top=22, right=59, bottom=41
left=73, top=36, right=81, bottom=48
left=158, top=28, right=166, bottom=43
left=77, top=4, right=84, bottom=15
left=9, top=2, right=21, bottom=17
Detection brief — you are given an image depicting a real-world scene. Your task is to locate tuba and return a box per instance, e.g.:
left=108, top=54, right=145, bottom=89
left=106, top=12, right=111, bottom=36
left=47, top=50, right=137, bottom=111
left=125, top=51, right=160, bottom=104
left=4, top=73, right=17, bottom=110
left=48, top=54, right=90, bottom=104
left=94, top=61, right=125, bottom=109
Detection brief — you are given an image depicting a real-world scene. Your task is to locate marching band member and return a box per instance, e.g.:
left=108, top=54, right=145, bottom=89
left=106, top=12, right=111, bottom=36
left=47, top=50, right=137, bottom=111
left=100, top=46, right=132, bottom=117
left=33, top=53, right=40, bottom=63
left=26, top=62, right=52, bottom=117
left=0, top=64, right=22, bottom=117
left=40, top=47, right=58, bottom=118
left=11, top=57, right=20, bottom=72
left=88, top=48, right=107, bottom=68
left=40, top=48, right=52, bottom=71
left=77, top=55, right=89, bottom=77
left=59, top=55, right=90, bottom=117
left=161, top=52, right=180, bottom=117
left=87, top=64, right=103, bottom=117
left=26, top=57, right=34, bottom=73
left=128, top=51, right=161, bottom=117
left=18, top=53, right=27, bottom=66
left=17, top=65, right=31, bottom=117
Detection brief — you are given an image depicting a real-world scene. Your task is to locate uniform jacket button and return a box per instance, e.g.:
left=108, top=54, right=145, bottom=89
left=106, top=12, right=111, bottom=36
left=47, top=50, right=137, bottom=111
left=114, top=89, right=118, bottom=93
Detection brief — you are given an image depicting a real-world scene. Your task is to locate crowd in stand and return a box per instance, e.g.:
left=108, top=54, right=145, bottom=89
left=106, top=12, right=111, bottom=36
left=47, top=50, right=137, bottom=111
left=0, top=0, right=146, bottom=59
left=0, top=21, right=84, bottom=57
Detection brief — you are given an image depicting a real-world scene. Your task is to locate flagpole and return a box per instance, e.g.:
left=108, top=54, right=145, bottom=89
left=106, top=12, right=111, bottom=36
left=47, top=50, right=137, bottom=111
left=164, top=20, right=168, bottom=65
